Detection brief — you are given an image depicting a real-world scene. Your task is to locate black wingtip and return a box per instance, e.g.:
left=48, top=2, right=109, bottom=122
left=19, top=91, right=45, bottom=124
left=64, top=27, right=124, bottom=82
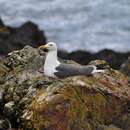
left=95, top=63, right=108, bottom=70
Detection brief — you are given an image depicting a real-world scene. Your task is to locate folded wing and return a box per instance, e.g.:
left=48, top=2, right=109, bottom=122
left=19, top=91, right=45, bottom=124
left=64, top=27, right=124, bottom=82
left=54, top=63, right=95, bottom=78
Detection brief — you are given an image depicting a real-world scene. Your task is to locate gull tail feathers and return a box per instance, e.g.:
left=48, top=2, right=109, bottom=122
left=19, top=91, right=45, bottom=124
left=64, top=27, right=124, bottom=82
left=91, top=65, right=105, bottom=74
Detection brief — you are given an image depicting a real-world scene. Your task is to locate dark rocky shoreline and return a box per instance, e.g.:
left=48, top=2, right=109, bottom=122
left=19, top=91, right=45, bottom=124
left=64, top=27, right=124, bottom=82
left=0, top=18, right=130, bottom=70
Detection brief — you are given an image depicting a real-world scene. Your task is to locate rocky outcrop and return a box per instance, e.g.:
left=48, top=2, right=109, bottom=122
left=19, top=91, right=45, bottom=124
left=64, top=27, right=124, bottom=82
left=65, top=49, right=130, bottom=70
left=21, top=66, right=130, bottom=130
left=0, top=46, right=130, bottom=130
left=0, top=18, right=46, bottom=55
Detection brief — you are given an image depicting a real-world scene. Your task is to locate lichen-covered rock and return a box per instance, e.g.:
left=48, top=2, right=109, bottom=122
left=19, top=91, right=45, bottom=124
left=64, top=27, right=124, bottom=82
left=0, top=45, right=46, bottom=128
left=20, top=69, right=130, bottom=130
left=0, top=116, right=11, bottom=130
left=0, top=46, right=130, bottom=130
left=120, top=56, right=130, bottom=78
left=103, top=125, right=123, bottom=130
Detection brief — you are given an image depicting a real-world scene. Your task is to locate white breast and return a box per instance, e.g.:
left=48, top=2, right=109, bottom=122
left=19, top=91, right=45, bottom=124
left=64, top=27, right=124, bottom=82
left=44, top=64, right=57, bottom=77
left=44, top=53, right=60, bottom=77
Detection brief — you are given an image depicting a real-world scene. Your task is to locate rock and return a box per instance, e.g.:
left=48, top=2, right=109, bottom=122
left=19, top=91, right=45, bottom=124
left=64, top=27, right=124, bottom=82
left=0, top=46, right=130, bottom=129
left=4, top=101, right=15, bottom=116
left=0, top=19, right=46, bottom=55
left=7, top=21, right=46, bottom=47
left=0, top=46, right=46, bottom=128
left=5, top=45, right=45, bottom=73
left=20, top=70, right=130, bottom=130
left=0, top=117, right=11, bottom=130
left=0, top=63, right=9, bottom=84
left=103, top=124, right=123, bottom=130
left=88, top=60, right=110, bottom=69
left=67, top=50, right=93, bottom=65
left=0, top=18, right=9, bottom=35
left=112, top=113, right=130, bottom=130
left=94, top=49, right=130, bottom=70
left=120, top=56, right=130, bottom=77
left=58, top=50, right=69, bottom=60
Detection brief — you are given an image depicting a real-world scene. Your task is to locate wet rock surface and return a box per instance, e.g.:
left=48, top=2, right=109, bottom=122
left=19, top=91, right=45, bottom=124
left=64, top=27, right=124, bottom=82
left=0, top=46, right=130, bottom=130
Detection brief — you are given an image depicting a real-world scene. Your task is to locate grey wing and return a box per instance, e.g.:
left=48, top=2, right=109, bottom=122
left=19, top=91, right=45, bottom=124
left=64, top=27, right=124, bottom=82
left=54, top=63, right=94, bottom=78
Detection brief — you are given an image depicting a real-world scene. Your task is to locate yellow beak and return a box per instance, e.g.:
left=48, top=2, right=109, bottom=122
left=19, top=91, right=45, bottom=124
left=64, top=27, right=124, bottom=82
left=38, top=44, right=48, bottom=50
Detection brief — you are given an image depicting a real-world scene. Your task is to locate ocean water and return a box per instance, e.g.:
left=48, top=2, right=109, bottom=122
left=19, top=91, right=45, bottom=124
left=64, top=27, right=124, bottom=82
left=0, top=0, right=130, bottom=52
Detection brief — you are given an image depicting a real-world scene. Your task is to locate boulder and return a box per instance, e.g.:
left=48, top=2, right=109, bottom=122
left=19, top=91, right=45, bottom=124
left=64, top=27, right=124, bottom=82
left=0, top=18, right=46, bottom=55
left=0, top=46, right=130, bottom=130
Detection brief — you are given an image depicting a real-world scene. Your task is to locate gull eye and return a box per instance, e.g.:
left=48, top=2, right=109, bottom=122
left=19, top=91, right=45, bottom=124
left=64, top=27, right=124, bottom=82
left=49, top=44, right=53, bottom=46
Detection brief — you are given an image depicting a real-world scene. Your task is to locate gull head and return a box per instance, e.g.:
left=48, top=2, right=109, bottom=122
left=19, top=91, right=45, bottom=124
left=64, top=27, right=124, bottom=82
left=39, top=42, right=57, bottom=52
